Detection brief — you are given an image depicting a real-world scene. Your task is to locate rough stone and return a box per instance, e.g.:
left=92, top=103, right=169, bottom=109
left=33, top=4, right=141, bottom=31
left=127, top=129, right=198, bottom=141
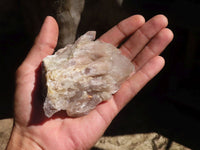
left=56, top=0, right=85, bottom=48
left=43, top=31, right=134, bottom=117
left=94, top=133, right=191, bottom=150
left=0, top=119, right=13, bottom=150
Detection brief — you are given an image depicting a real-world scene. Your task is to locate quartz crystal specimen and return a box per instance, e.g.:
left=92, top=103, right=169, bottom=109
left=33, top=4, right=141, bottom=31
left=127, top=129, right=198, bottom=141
left=43, top=31, right=134, bottom=117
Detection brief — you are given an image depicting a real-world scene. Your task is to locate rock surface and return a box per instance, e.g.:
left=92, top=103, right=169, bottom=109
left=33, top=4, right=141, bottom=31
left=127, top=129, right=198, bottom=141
left=43, top=31, right=134, bottom=117
left=0, top=119, right=13, bottom=150
left=0, top=118, right=191, bottom=150
left=94, top=133, right=191, bottom=150
left=56, top=0, right=85, bottom=48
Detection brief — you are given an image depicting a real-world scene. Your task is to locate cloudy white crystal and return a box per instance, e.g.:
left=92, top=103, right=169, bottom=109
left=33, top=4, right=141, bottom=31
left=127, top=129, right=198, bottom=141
left=43, top=31, right=134, bottom=117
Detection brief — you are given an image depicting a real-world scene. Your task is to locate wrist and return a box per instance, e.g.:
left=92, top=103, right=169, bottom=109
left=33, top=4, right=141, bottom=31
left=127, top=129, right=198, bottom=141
left=6, top=125, right=43, bottom=150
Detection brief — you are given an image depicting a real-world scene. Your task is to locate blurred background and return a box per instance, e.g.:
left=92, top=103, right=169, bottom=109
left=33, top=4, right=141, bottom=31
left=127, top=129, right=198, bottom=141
left=0, top=0, right=200, bottom=149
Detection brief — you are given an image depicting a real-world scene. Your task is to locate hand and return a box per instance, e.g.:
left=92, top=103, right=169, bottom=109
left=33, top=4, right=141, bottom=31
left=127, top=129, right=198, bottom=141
left=7, top=15, right=173, bottom=150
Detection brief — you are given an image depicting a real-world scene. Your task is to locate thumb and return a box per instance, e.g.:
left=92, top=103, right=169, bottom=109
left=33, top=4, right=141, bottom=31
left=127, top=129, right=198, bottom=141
left=24, top=16, right=59, bottom=68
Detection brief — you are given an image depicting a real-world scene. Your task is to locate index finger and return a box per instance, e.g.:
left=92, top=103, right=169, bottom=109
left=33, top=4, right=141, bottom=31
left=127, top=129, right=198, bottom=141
left=99, top=15, right=145, bottom=47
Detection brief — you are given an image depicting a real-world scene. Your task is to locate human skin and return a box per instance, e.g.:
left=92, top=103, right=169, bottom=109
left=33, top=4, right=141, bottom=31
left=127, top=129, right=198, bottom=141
left=7, top=14, right=173, bottom=150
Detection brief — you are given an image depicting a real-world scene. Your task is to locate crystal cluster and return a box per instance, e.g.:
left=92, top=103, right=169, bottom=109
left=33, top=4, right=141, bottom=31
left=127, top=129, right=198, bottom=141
left=42, top=31, right=134, bottom=117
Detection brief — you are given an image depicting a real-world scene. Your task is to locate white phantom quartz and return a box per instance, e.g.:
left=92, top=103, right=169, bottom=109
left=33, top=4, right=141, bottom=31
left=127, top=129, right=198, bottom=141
left=42, top=31, right=135, bottom=117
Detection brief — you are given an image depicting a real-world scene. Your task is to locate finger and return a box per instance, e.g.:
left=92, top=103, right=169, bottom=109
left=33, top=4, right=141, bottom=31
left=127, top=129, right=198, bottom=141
left=132, top=28, right=173, bottom=71
left=24, top=16, right=59, bottom=68
left=93, top=56, right=165, bottom=125
left=120, top=15, right=168, bottom=60
left=99, top=15, right=145, bottom=47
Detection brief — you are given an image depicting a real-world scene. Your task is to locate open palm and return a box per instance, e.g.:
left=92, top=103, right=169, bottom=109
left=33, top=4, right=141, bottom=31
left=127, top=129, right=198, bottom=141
left=8, top=15, right=173, bottom=150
